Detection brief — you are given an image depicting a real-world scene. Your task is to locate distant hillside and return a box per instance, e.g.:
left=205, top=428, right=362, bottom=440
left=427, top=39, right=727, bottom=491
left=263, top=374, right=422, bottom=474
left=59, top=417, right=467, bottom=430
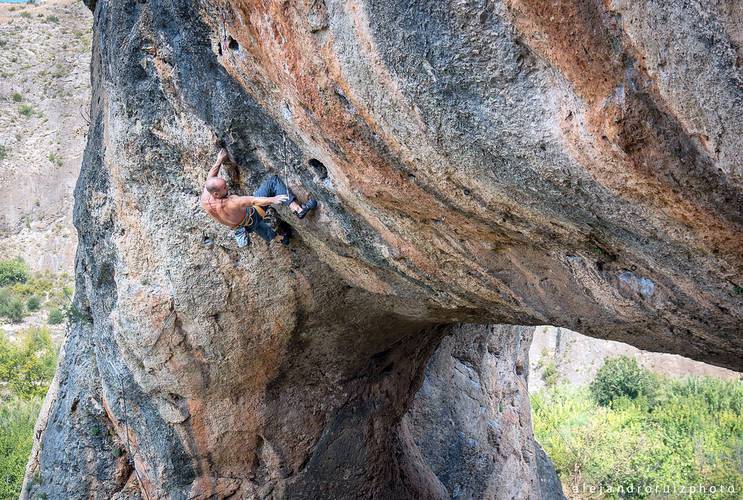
left=529, top=326, right=740, bottom=393
left=0, top=0, right=92, bottom=273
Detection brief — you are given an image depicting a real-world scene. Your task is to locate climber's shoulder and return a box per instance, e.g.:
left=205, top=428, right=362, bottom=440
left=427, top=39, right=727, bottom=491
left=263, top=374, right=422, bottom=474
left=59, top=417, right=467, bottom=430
left=199, top=189, right=214, bottom=209
left=202, top=193, right=247, bottom=216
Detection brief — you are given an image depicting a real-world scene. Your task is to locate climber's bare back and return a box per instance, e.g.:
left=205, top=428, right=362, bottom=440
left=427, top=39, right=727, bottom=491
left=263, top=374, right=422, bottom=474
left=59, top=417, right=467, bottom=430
left=200, top=147, right=316, bottom=232
left=200, top=191, right=248, bottom=228
left=200, top=147, right=287, bottom=228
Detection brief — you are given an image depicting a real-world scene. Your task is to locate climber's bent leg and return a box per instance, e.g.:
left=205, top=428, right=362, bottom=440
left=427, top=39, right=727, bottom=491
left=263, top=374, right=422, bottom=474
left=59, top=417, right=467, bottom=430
left=254, top=174, right=318, bottom=220
left=233, top=226, right=251, bottom=247
left=253, top=175, right=296, bottom=206
left=253, top=219, right=277, bottom=242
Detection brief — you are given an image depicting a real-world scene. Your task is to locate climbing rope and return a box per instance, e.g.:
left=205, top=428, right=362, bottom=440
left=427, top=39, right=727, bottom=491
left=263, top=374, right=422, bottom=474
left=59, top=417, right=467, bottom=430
left=283, top=134, right=291, bottom=194
left=220, top=11, right=228, bottom=56
left=117, top=373, right=152, bottom=500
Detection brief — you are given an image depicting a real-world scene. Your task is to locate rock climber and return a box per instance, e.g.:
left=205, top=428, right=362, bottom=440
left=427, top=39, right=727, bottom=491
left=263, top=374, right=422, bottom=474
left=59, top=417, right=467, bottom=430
left=201, top=148, right=318, bottom=247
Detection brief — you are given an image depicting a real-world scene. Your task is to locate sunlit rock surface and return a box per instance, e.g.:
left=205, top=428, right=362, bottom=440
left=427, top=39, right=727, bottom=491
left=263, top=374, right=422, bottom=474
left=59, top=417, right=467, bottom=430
left=25, top=0, right=741, bottom=498
left=407, top=324, right=564, bottom=499
left=0, top=0, right=91, bottom=272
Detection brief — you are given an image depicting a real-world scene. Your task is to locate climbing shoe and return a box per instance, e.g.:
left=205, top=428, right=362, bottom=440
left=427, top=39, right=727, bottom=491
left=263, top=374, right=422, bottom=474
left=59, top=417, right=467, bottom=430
left=295, top=199, right=318, bottom=219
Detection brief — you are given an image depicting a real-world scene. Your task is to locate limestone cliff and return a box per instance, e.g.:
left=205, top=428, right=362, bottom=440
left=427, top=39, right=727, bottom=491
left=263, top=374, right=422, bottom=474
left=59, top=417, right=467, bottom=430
left=0, top=0, right=92, bottom=272
left=406, top=325, right=564, bottom=499
left=25, top=0, right=741, bottom=498
left=529, top=326, right=741, bottom=393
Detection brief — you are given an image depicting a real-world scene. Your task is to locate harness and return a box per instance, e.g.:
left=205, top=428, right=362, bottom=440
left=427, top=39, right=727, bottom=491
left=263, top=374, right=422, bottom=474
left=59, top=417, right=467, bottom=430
left=232, top=205, right=266, bottom=230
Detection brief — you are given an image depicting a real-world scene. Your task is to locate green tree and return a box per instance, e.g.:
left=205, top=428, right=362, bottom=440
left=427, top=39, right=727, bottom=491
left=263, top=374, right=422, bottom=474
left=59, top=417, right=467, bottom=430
left=0, top=290, right=26, bottom=323
left=0, top=327, right=57, bottom=399
left=589, top=355, right=654, bottom=406
left=0, top=335, right=16, bottom=384
left=0, top=258, right=29, bottom=286
left=532, top=370, right=743, bottom=498
left=0, top=328, right=57, bottom=498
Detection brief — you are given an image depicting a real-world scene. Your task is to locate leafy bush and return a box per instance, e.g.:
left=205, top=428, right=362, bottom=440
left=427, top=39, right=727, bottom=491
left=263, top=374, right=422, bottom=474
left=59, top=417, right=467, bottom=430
left=532, top=372, right=743, bottom=499
left=0, top=290, right=26, bottom=323
left=26, top=296, right=40, bottom=312
left=0, top=327, right=57, bottom=399
left=541, top=360, right=559, bottom=387
left=669, top=376, right=741, bottom=414
left=45, top=15, right=59, bottom=23
left=0, top=327, right=56, bottom=498
left=48, top=152, right=63, bottom=167
left=589, top=356, right=655, bottom=406
left=47, top=308, right=65, bottom=325
left=0, top=269, right=73, bottom=324
left=9, top=272, right=74, bottom=315
left=18, top=104, right=33, bottom=117
left=10, top=276, right=53, bottom=299
left=0, top=258, right=29, bottom=287
left=11, top=92, right=22, bottom=102
left=2, top=301, right=25, bottom=323
left=0, top=397, right=42, bottom=499
left=0, top=144, right=6, bottom=161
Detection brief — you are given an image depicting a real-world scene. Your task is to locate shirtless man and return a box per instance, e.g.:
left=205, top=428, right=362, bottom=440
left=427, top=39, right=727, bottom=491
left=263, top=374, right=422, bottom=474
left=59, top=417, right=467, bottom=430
left=201, top=148, right=318, bottom=247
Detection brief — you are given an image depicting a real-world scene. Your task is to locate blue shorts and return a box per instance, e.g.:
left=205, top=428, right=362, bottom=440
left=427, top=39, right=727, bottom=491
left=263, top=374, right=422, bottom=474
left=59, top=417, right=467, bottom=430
left=233, top=175, right=295, bottom=247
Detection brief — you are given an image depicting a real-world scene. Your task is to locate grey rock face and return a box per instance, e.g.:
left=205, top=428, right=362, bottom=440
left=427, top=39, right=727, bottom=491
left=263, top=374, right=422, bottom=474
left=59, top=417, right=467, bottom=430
left=0, top=0, right=92, bottom=272
left=24, top=0, right=741, bottom=498
left=406, top=324, right=566, bottom=499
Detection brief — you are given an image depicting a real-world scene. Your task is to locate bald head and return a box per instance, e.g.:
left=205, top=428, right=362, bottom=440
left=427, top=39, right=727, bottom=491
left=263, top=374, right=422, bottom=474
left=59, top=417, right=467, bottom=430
left=205, top=177, right=228, bottom=198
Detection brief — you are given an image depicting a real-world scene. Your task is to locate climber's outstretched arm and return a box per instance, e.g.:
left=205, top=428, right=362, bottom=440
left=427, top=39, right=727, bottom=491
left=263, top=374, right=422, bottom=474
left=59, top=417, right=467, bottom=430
left=234, top=194, right=289, bottom=208
left=208, top=148, right=230, bottom=178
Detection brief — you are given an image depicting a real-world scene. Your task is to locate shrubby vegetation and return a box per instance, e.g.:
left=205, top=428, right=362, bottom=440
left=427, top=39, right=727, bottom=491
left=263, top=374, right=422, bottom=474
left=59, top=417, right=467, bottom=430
left=541, top=359, right=559, bottom=388
left=0, top=257, right=29, bottom=287
left=47, top=152, right=63, bottom=167
left=589, top=356, right=656, bottom=406
left=532, top=356, right=743, bottom=499
left=0, top=398, right=41, bottom=499
left=18, top=104, right=34, bottom=117
left=0, top=290, right=25, bottom=323
left=0, top=328, right=58, bottom=399
left=0, top=259, right=71, bottom=496
left=46, top=308, right=64, bottom=325
left=26, top=296, right=40, bottom=312
left=0, top=258, right=73, bottom=324
left=0, top=327, right=58, bottom=498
